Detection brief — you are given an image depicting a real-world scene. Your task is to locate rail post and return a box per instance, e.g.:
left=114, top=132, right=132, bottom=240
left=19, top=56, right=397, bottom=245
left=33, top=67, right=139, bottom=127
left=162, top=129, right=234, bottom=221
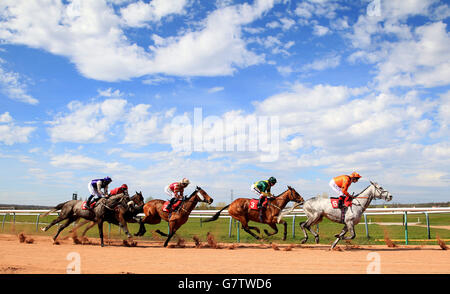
left=237, top=221, right=240, bottom=243
left=292, top=215, right=296, bottom=239
left=228, top=217, right=232, bottom=238
left=108, top=223, right=111, bottom=239
left=425, top=212, right=430, bottom=239
left=2, top=214, right=6, bottom=231
left=364, top=213, right=370, bottom=239
left=36, top=214, right=40, bottom=232
left=404, top=211, right=408, bottom=245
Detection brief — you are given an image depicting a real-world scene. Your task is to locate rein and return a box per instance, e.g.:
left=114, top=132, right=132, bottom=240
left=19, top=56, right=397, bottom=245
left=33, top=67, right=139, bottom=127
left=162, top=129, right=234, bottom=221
left=177, top=189, right=202, bottom=213
left=268, top=189, right=293, bottom=211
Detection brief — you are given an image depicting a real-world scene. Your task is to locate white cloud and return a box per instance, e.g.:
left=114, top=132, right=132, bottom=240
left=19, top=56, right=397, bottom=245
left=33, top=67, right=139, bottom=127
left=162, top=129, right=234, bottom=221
left=312, top=24, right=330, bottom=36
left=122, top=104, right=168, bottom=146
left=295, top=0, right=341, bottom=20
left=50, top=153, right=125, bottom=171
left=0, top=63, right=38, bottom=105
left=0, top=112, right=36, bottom=145
left=47, top=98, right=128, bottom=143
left=302, top=54, right=340, bottom=71
left=207, top=86, right=224, bottom=94
left=120, top=0, right=189, bottom=27
left=374, top=21, right=450, bottom=90
left=0, top=112, right=12, bottom=123
left=97, top=88, right=125, bottom=97
left=0, top=0, right=275, bottom=81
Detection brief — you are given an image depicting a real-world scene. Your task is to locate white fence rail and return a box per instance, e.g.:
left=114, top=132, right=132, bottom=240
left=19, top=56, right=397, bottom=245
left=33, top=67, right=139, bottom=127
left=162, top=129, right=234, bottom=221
left=1, top=207, right=449, bottom=244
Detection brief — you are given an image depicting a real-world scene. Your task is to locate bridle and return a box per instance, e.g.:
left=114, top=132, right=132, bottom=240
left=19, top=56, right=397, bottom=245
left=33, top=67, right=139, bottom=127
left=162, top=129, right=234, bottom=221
left=353, top=183, right=389, bottom=207
left=178, top=187, right=207, bottom=213
left=268, top=188, right=300, bottom=211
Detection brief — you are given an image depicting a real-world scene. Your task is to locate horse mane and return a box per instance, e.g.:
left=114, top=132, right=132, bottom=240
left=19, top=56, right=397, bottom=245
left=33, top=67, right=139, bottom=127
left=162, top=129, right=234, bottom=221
left=186, top=187, right=201, bottom=200
left=354, top=184, right=372, bottom=197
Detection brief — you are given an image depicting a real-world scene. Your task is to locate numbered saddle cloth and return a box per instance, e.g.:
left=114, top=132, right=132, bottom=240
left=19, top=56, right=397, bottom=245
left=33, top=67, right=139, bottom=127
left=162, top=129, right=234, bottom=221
left=249, top=198, right=268, bottom=210
left=81, top=201, right=96, bottom=210
left=162, top=199, right=182, bottom=212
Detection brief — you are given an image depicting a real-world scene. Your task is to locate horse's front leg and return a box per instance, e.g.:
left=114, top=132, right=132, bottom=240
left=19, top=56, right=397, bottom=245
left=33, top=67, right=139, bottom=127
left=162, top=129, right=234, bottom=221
left=163, top=221, right=177, bottom=247
left=81, top=221, right=96, bottom=237
left=342, top=223, right=356, bottom=240
left=98, top=221, right=105, bottom=247
left=331, top=225, right=348, bottom=249
left=264, top=222, right=282, bottom=239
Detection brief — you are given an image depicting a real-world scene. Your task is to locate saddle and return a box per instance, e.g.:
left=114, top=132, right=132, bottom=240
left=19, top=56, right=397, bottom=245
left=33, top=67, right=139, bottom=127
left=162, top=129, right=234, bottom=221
left=81, top=201, right=96, bottom=210
left=249, top=198, right=268, bottom=210
left=330, top=197, right=353, bottom=208
left=330, top=197, right=352, bottom=224
left=162, top=199, right=183, bottom=213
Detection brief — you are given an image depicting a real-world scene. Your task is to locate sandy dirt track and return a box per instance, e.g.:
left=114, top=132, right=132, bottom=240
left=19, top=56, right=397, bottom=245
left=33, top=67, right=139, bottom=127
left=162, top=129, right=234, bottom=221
left=0, top=234, right=449, bottom=274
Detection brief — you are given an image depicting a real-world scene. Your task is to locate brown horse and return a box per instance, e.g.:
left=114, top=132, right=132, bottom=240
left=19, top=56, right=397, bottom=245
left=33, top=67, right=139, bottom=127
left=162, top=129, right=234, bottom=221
left=203, top=186, right=304, bottom=240
left=41, top=193, right=135, bottom=247
left=135, top=186, right=213, bottom=247
left=70, top=192, right=145, bottom=239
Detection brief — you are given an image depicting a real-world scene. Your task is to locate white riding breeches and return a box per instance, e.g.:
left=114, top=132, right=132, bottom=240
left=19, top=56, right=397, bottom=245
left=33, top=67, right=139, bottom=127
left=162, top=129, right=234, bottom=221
left=88, top=182, right=102, bottom=198
left=329, top=179, right=344, bottom=197
left=165, top=185, right=176, bottom=198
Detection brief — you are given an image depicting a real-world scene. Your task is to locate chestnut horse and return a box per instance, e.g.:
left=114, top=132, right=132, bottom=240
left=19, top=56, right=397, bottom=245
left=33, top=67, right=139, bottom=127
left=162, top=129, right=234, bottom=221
left=135, top=186, right=213, bottom=247
left=203, top=186, right=304, bottom=240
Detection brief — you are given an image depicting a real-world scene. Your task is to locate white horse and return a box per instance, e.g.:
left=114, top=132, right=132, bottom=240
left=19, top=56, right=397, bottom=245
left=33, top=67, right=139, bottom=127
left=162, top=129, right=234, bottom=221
left=294, top=181, right=392, bottom=249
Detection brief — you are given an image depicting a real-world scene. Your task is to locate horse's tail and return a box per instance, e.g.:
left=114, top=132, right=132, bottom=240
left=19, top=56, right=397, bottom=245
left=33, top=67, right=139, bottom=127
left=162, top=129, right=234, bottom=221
left=202, top=205, right=230, bottom=223
left=42, top=201, right=69, bottom=217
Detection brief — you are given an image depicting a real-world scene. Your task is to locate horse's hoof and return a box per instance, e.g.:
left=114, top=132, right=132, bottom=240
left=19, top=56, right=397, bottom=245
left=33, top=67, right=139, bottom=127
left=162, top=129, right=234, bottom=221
left=300, top=239, right=307, bottom=244
left=315, top=238, right=320, bottom=244
left=40, top=227, right=46, bottom=232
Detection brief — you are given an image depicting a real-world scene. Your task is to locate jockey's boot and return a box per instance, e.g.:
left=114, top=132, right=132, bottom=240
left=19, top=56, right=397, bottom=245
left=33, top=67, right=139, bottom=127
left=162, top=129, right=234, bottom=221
left=338, top=197, right=344, bottom=209
left=166, top=198, right=176, bottom=213
left=258, top=207, right=265, bottom=223
left=85, top=195, right=94, bottom=210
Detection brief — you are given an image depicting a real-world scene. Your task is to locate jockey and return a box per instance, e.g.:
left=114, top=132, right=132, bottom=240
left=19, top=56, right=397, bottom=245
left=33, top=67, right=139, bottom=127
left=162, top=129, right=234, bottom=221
left=251, top=177, right=277, bottom=222
left=110, top=184, right=128, bottom=197
left=164, top=178, right=190, bottom=212
left=86, top=176, right=112, bottom=209
left=329, top=172, right=361, bottom=208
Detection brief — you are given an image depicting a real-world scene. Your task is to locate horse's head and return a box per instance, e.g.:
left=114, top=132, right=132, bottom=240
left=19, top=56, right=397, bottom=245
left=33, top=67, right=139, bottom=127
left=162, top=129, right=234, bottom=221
left=131, top=191, right=145, bottom=207
left=287, top=185, right=305, bottom=204
left=369, top=181, right=393, bottom=202
left=193, top=186, right=214, bottom=205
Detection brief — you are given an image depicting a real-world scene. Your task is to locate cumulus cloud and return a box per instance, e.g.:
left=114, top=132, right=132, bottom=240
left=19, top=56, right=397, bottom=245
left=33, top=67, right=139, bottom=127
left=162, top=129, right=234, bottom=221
left=47, top=98, right=128, bottom=143
left=120, top=0, right=189, bottom=27
left=0, top=63, right=38, bottom=104
left=0, top=0, right=275, bottom=81
left=0, top=112, right=36, bottom=145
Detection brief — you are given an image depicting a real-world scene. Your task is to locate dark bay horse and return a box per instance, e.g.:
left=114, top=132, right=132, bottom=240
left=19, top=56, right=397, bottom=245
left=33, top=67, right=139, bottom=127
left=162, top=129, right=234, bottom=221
left=203, top=186, right=304, bottom=240
left=41, top=194, right=135, bottom=247
left=135, top=186, right=213, bottom=247
left=70, top=192, right=145, bottom=239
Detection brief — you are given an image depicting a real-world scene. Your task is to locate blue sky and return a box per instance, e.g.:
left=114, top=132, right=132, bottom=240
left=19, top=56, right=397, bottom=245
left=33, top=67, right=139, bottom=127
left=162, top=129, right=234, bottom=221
left=0, top=0, right=449, bottom=206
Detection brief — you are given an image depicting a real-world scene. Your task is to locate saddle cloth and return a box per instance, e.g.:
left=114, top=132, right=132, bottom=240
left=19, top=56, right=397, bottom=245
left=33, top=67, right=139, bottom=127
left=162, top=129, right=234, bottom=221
left=330, top=197, right=339, bottom=209
left=330, top=197, right=352, bottom=208
left=162, top=199, right=182, bottom=212
left=81, top=201, right=96, bottom=210
left=249, top=198, right=268, bottom=210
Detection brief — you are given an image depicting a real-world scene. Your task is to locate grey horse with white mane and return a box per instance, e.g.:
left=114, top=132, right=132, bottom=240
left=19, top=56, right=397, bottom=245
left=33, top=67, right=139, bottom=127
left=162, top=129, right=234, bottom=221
left=287, top=181, right=392, bottom=249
